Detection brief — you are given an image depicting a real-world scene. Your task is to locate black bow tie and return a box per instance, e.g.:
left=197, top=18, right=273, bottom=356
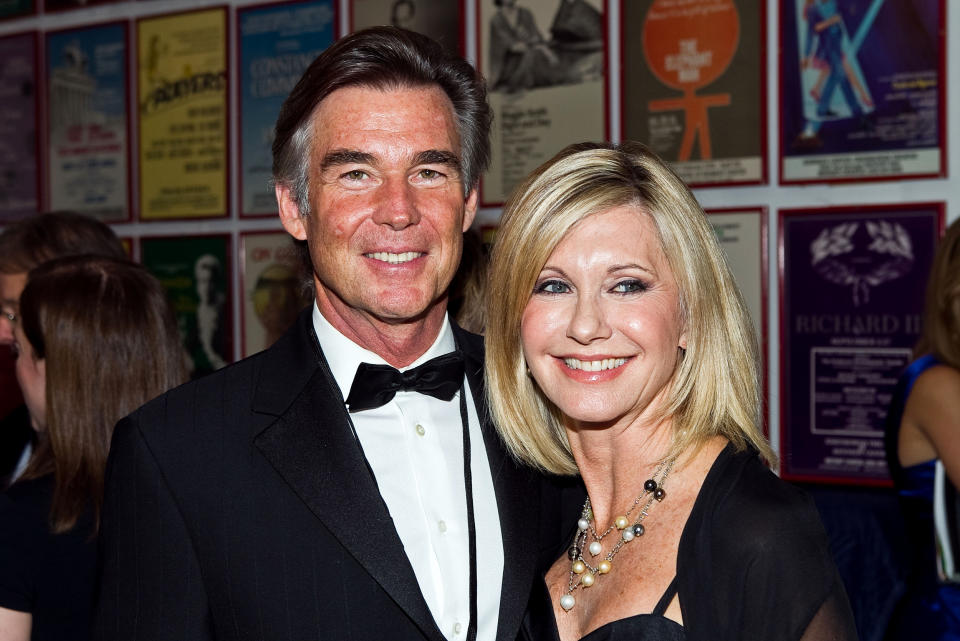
left=345, top=352, right=465, bottom=412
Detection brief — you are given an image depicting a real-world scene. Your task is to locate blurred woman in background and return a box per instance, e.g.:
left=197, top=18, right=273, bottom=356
left=885, top=218, right=960, bottom=641
left=0, top=255, right=187, bottom=641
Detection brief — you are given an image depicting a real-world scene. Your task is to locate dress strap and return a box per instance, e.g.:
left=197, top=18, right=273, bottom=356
left=652, top=576, right=679, bottom=616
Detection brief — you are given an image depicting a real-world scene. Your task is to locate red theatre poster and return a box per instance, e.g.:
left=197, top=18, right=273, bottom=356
left=622, top=0, right=766, bottom=187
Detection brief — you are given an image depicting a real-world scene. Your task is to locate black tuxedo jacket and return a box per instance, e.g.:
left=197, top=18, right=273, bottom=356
left=94, top=309, right=579, bottom=641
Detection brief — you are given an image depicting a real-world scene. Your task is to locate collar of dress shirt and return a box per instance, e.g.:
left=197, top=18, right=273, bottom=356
left=311, top=303, right=457, bottom=400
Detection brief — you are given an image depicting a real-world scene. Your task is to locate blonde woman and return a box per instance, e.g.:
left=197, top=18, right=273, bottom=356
left=485, top=142, right=856, bottom=641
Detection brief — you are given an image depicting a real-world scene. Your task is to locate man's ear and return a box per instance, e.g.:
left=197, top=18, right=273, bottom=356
left=462, top=186, right=479, bottom=232
left=276, top=184, right=308, bottom=241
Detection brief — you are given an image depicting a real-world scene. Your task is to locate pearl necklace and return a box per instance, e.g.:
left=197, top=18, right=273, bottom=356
left=560, top=459, right=674, bottom=612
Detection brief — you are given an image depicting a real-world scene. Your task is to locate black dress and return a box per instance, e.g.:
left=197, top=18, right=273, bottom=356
left=523, top=575, right=684, bottom=640
left=519, top=443, right=858, bottom=641
left=0, top=475, right=97, bottom=641
left=0, top=404, right=33, bottom=489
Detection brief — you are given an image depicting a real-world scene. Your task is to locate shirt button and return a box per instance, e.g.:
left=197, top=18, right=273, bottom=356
left=454, top=622, right=462, bottom=634
left=415, top=424, right=425, bottom=436
left=438, top=520, right=447, bottom=533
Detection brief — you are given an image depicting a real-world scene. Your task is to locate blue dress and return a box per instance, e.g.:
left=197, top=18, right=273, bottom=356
left=885, top=355, right=960, bottom=640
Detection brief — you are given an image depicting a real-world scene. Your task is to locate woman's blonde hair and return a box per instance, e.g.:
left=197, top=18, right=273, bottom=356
left=485, top=142, right=772, bottom=475
left=915, top=217, right=960, bottom=368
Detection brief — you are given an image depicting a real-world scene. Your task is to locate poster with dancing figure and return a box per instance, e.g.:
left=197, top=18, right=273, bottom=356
left=45, top=22, right=131, bottom=222
left=622, top=0, right=766, bottom=187
left=141, top=235, right=234, bottom=379
left=780, top=0, right=944, bottom=183
left=238, top=0, right=335, bottom=217
left=778, top=203, right=943, bottom=483
left=350, top=0, right=462, bottom=55
left=478, top=0, right=607, bottom=206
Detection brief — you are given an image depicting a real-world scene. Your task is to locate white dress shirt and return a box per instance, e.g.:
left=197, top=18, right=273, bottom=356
left=313, top=305, right=504, bottom=641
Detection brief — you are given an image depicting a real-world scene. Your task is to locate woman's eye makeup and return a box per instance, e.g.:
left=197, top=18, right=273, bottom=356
left=533, top=277, right=650, bottom=295
left=533, top=279, right=570, bottom=294
left=612, top=279, right=649, bottom=294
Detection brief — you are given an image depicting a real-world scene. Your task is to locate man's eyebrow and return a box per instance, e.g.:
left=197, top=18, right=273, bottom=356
left=413, top=149, right=461, bottom=170
left=320, top=149, right=375, bottom=170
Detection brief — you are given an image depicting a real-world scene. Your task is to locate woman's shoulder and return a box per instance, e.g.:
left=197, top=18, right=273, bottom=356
left=678, top=445, right=849, bottom=641
left=1, top=476, right=56, bottom=545
left=688, top=444, right=829, bottom=558
left=911, top=361, right=960, bottom=399
left=2, top=475, right=53, bottom=515
left=0, top=477, right=54, bottom=587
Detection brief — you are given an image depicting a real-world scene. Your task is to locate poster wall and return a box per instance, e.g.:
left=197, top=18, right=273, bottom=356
left=142, top=235, right=233, bottom=379
left=707, top=207, right=768, bottom=428
left=350, top=0, right=462, bottom=54
left=137, top=7, right=229, bottom=220
left=238, top=0, right=335, bottom=217
left=478, top=0, right=606, bottom=206
left=778, top=203, right=943, bottom=483
left=46, top=23, right=130, bottom=222
left=779, top=0, right=945, bottom=183
left=706, top=208, right=767, bottom=351
left=622, top=0, right=766, bottom=187
left=44, top=0, right=120, bottom=12
left=240, top=231, right=311, bottom=356
left=0, top=32, right=39, bottom=223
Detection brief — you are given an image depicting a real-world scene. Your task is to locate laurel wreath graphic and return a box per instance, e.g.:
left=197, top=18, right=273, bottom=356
left=809, top=221, right=913, bottom=307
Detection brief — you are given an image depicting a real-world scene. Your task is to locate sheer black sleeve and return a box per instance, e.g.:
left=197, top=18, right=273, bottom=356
left=678, top=445, right=858, bottom=641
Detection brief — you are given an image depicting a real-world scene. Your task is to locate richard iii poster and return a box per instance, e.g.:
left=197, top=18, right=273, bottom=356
left=778, top=203, right=942, bottom=483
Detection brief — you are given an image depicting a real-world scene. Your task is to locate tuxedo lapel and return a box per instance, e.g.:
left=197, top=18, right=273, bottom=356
left=252, top=311, right=446, bottom=641
left=456, top=326, right=540, bottom=641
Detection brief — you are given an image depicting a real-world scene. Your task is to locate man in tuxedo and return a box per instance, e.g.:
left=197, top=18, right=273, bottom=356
left=95, top=27, right=574, bottom=641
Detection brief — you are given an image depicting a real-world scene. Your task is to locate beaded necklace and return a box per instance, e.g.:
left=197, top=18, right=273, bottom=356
left=560, top=458, right=674, bottom=612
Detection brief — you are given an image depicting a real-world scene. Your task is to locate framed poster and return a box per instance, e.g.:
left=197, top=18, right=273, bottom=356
left=779, top=0, right=945, bottom=184
left=778, top=203, right=943, bottom=484
left=478, top=0, right=607, bottom=206
left=137, top=7, right=229, bottom=220
left=238, top=0, right=335, bottom=217
left=45, top=22, right=131, bottom=222
left=141, top=234, right=234, bottom=379
left=350, top=0, right=463, bottom=54
left=240, top=231, right=311, bottom=356
left=706, top=207, right=768, bottom=426
left=0, top=32, right=39, bottom=223
left=622, top=0, right=766, bottom=187
left=0, top=0, right=33, bottom=20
